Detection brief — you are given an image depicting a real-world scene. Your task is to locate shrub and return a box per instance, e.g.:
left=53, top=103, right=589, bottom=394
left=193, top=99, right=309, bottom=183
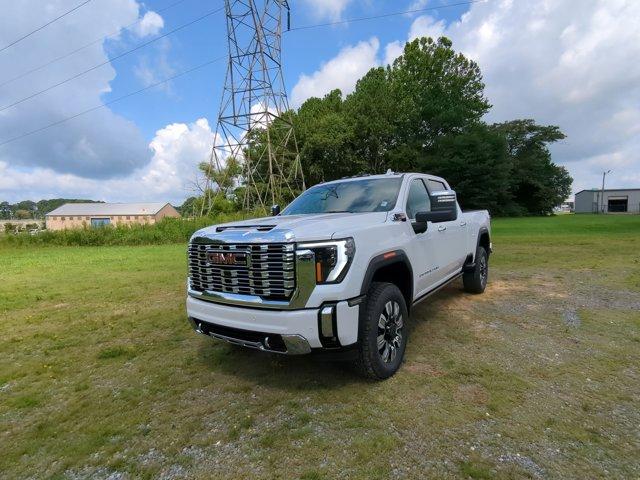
left=0, top=212, right=258, bottom=248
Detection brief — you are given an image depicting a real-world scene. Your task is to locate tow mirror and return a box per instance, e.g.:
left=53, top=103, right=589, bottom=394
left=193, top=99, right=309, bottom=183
left=414, top=190, right=458, bottom=230
left=271, top=204, right=281, bottom=216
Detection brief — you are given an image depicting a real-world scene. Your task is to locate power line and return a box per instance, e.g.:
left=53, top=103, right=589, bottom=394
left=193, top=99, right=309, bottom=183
left=0, top=0, right=94, bottom=53
left=0, top=5, right=225, bottom=114
left=0, top=56, right=225, bottom=148
left=0, top=0, right=194, bottom=89
left=288, top=0, right=487, bottom=31
left=0, top=0, right=490, bottom=147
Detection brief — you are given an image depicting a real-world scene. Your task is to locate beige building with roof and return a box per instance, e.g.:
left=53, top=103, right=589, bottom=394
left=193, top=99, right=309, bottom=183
left=45, top=203, right=180, bottom=231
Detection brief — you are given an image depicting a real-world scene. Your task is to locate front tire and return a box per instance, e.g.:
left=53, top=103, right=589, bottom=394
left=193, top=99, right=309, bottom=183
left=355, top=282, right=409, bottom=380
left=463, top=246, right=489, bottom=294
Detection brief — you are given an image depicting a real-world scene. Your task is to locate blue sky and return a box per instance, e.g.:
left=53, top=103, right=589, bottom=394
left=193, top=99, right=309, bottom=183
left=104, top=0, right=474, bottom=139
left=1, top=0, right=639, bottom=204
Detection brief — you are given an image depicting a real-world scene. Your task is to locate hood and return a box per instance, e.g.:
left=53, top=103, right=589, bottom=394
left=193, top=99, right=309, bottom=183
left=191, top=212, right=389, bottom=244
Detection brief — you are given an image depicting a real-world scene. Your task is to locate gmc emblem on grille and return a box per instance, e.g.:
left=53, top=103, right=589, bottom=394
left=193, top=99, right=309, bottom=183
left=207, top=252, right=247, bottom=266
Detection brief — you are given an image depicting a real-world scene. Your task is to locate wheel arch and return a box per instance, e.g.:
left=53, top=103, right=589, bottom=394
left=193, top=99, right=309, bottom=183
left=477, top=227, right=491, bottom=257
left=360, top=250, right=414, bottom=313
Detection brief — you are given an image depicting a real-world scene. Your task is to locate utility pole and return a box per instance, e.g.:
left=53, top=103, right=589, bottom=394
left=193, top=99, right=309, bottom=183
left=601, top=170, right=611, bottom=213
left=202, top=0, right=305, bottom=215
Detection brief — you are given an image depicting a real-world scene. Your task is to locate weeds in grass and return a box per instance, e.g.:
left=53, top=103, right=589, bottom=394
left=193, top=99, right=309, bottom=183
left=0, top=212, right=254, bottom=247
left=1, top=215, right=639, bottom=478
left=97, top=345, right=137, bottom=360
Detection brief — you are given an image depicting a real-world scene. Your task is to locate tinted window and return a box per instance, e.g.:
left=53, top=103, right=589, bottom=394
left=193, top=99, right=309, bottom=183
left=282, top=178, right=402, bottom=215
left=427, top=179, right=447, bottom=192
left=406, top=179, right=431, bottom=220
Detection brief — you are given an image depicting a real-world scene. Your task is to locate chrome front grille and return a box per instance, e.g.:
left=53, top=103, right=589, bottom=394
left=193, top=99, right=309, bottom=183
left=188, top=243, right=296, bottom=300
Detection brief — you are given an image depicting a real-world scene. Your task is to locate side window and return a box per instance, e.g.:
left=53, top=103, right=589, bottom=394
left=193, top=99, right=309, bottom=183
left=405, top=179, right=431, bottom=220
left=427, top=179, right=447, bottom=193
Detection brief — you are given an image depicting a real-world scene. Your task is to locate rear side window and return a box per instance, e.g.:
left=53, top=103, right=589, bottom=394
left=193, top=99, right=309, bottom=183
left=427, top=179, right=447, bottom=192
left=406, top=179, right=431, bottom=220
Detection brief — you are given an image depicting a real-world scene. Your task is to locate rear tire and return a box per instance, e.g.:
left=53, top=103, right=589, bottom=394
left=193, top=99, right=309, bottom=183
left=463, top=246, right=489, bottom=294
left=355, top=282, right=409, bottom=380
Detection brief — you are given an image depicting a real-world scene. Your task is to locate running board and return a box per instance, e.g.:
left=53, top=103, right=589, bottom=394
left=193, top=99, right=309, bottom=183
left=412, top=271, right=463, bottom=307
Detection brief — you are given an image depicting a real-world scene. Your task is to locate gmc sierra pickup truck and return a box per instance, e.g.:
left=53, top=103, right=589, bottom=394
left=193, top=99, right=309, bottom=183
left=187, top=172, right=491, bottom=379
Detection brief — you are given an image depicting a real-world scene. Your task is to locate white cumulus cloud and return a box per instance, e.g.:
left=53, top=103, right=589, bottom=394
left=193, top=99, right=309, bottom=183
left=405, top=0, right=640, bottom=192
left=291, top=38, right=380, bottom=106
left=296, top=0, right=640, bottom=194
left=131, top=10, right=164, bottom=37
left=0, top=118, right=216, bottom=204
left=0, top=0, right=152, bottom=179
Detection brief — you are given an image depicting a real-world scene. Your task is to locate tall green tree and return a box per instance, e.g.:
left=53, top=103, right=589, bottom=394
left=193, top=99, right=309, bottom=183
left=294, top=90, right=355, bottom=184
left=343, top=67, right=398, bottom=174
left=200, top=35, right=572, bottom=217
left=421, top=125, right=512, bottom=214
left=389, top=37, right=491, bottom=148
left=492, top=120, right=572, bottom=215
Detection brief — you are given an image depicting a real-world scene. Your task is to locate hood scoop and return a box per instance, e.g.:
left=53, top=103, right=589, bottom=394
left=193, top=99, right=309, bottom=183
left=216, top=225, right=276, bottom=233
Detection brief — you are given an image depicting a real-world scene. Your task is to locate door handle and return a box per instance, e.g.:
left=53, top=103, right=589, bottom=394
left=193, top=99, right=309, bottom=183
left=460, top=221, right=467, bottom=227
left=438, top=225, right=447, bottom=232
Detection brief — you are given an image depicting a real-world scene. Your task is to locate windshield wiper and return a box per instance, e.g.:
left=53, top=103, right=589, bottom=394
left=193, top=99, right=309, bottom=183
left=324, top=210, right=354, bottom=214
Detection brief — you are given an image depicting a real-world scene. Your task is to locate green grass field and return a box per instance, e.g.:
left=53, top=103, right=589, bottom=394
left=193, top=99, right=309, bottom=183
left=1, top=215, right=639, bottom=479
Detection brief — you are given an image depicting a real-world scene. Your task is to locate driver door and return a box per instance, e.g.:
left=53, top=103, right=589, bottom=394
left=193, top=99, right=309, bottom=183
left=404, top=178, right=447, bottom=295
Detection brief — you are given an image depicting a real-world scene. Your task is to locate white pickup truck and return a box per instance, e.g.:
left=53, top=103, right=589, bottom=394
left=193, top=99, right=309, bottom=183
left=187, top=172, right=491, bottom=379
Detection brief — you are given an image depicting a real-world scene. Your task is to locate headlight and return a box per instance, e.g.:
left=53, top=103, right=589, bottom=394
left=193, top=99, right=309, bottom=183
left=298, top=238, right=355, bottom=284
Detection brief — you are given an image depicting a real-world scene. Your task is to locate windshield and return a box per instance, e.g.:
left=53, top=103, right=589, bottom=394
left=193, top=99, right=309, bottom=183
left=282, top=177, right=402, bottom=215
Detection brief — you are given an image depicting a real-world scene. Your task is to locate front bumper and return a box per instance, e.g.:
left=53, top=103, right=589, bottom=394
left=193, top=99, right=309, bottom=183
left=186, top=296, right=360, bottom=354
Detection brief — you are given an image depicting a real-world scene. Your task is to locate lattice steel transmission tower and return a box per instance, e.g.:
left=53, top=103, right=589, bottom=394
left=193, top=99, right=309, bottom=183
left=203, top=0, right=305, bottom=213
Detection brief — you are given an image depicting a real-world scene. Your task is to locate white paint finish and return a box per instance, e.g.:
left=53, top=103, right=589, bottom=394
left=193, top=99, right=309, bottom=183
left=187, top=173, right=491, bottom=350
left=186, top=296, right=323, bottom=349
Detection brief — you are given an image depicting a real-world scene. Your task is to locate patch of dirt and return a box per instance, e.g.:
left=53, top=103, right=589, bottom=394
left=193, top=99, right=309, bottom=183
left=498, top=452, right=545, bottom=479
left=563, top=309, right=581, bottom=327
left=65, top=467, right=128, bottom=480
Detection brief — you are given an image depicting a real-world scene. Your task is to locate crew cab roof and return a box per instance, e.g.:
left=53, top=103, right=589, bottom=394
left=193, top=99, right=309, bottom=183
left=321, top=172, right=446, bottom=186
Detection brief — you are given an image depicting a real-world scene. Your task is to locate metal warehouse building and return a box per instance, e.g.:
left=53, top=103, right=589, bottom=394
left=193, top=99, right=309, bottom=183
left=45, top=203, right=180, bottom=231
left=574, top=189, right=640, bottom=214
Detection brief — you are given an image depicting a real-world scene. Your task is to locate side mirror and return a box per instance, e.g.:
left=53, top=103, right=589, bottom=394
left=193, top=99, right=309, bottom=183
left=412, top=216, right=428, bottom=234
left=414, top=190, right=458, bottom=230
left=270, top=204, right=281, bottom=216
left=430, top=190, right=458, bottom=222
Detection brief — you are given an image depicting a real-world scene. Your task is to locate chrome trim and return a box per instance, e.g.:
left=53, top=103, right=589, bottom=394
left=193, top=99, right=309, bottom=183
left=320, top=305, right=335, bottom=337
left=282, top=335, right=312, bottom=355
left=188, top=248, right=317, bottom=310
left=210, top=331, right=265, bottom=350
left=190, top=318, right=312, bottom=355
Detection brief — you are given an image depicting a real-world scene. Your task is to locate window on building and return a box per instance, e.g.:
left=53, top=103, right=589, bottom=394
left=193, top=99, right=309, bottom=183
left=91, top=218, right=110, bottom=227
left=126, top=216, right=131, bottom=220
left=406, top=179, right=431, bottom=220
left=61, top=216, right=66, bottom=221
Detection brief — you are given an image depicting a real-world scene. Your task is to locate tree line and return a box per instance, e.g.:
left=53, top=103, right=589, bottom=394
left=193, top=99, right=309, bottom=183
left=0, top=199, right=102, bottom=220
left=200, top=36, right=572, bottom=216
